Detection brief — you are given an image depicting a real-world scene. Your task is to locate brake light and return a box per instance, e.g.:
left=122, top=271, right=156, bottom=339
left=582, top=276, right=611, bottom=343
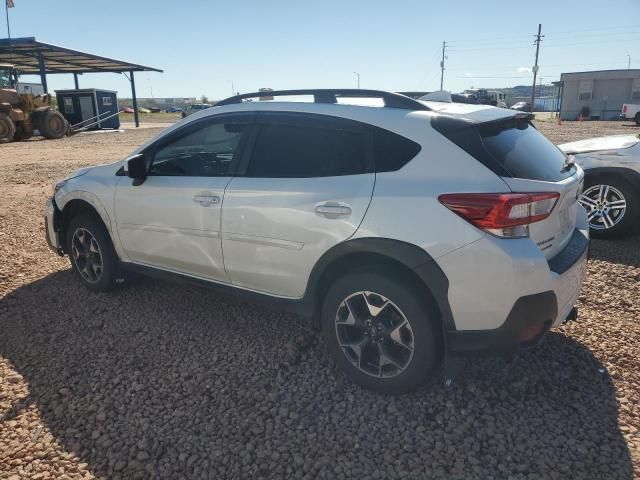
left=438, top=192, right=560, bottom=238
left=623, top=105, right=628, bottom=113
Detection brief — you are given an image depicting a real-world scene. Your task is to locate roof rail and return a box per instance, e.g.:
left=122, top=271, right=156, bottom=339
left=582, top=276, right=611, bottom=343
left=214, top=89, right=431, bottom=111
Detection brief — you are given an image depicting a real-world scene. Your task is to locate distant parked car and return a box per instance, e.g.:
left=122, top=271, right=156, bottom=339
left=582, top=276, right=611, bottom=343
left=119, top=107, right=134, bottom=114
left=181, top=103, right=211, bottom=118
left=621, top=104, right=640, bottom=125
left=149, top=107, right=162, bottom=113
left=138, top=107, right=151, bottom=114
left=165, top=106, right=182, bottom=113
left=511, top=102, right=530, bottom=112
left=559, top=134, right=640, bottom=238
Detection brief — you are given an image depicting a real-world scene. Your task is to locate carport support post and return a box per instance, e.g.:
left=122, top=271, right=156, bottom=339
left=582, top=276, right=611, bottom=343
left=73, top=73, right=79, bottom=90
left=129, top=70, right=139, bottom=128
left=37, top=53, right=48, bottom=94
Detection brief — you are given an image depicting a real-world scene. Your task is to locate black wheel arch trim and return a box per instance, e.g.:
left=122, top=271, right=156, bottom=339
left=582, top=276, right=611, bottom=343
left=583, top=167, right=640, bottom=189
left=302, top=237, right=456, bottom=332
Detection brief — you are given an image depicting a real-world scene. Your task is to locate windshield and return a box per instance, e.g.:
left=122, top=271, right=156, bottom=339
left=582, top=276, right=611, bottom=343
left=0, top=67, right=14, bottom=88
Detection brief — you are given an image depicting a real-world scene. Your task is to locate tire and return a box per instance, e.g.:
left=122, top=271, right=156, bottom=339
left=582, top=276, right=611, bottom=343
left=0, top=112, right=15, bottom=143
left=579, top=175, right=640, bottom=239
left=321, top=269, right=441, bottom=394
left=14, top=126, right=33, bottom=141
left=65, top=214, right=118, bottom=291
left=38, top=110, right=68, bottom=139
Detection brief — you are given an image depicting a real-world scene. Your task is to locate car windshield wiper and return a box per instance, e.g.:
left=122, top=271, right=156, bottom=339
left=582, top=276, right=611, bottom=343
left=561, top=155, right=576, bottom=173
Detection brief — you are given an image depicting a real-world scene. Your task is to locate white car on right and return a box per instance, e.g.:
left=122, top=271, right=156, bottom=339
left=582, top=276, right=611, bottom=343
left=559, top=134, right=640, bottom=238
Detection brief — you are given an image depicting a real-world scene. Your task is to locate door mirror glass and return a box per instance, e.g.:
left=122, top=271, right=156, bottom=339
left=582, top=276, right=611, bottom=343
left=125, top=153, right=148, bottom=184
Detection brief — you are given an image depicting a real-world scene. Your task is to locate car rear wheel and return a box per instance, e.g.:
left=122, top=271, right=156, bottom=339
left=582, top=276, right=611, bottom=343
left=66, top=215, right=118, bottom=291
left=321, top=269, right=441, bottom=394
left=579, top=175, right=639, bottom=238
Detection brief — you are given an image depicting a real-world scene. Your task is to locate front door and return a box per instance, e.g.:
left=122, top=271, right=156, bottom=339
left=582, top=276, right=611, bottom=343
left=79, top=95, right=94, bottom=123
left=221, top=112, right=375, bottom=298
left=115, top=114, right=252, bottom=281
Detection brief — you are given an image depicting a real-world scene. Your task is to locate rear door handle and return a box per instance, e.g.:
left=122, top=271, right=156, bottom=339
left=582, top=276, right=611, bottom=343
left=315, top=202, right=352, bottom=219
left=193, top=194, right=220, bottom=207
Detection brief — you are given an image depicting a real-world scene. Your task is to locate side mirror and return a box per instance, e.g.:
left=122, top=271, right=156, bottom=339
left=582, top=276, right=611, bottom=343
left=125, top=153, right=148, bottom=185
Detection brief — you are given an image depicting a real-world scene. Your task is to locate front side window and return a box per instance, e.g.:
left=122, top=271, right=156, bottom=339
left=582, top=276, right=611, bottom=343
left=247, top=123, right=367, bottom=178
left=0, top=67, right=13, bottom=88
left=148, top=120, right=247, bottom=177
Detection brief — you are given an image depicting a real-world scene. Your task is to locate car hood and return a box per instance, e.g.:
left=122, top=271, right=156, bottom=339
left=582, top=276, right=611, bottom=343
left=558, top=134, right=639, bottom=154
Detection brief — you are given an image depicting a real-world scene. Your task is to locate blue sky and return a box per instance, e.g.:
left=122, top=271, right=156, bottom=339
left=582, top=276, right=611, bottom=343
left=5, top=0, right=640, bottom=100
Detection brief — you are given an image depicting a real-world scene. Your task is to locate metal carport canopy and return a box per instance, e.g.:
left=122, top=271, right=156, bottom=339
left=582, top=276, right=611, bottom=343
left=0, top=36, right=163, bottom=127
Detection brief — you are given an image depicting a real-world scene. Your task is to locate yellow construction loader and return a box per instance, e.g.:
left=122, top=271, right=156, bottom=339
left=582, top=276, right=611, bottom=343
left=0, top=63, right=68, bottom=143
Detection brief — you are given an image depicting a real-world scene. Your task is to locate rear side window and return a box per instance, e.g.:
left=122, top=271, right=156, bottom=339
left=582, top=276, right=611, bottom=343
left=481, top=121, right=573, bottom=181
left=247, top=123, right=368, bottom=178
left=373, top=128, right=421, bottom=172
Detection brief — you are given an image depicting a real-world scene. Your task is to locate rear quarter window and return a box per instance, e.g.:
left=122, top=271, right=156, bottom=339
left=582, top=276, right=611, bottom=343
left=373, top=128, right=421, bottom=172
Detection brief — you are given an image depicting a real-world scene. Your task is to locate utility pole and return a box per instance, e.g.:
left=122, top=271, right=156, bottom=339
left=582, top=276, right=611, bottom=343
left=530, top=24, right=543, bottom=113
left=5, top=0, right=13, bottom=46
left=353, top=71, right=360, bottom=89
left=627, top=54, right=631, bottom=70
left=440, top=41, right=447, bottom=91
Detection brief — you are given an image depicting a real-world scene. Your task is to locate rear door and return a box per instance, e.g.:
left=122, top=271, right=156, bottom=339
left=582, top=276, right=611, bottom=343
left=221, top=112, right=375, bottom=298
left=479, top=120, right=584, bottom=258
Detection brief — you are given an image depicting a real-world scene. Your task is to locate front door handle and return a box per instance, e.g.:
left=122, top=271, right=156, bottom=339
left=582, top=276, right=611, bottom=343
left=315, top=201, right=352, bottom=219
left=193, top=194, right=220, bottom=207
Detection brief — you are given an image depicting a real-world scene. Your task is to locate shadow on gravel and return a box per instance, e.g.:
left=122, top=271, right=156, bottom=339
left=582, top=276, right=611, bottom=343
left=0, top=270, right=634, bottom=479
left=589, top=234, right=640, bottom=268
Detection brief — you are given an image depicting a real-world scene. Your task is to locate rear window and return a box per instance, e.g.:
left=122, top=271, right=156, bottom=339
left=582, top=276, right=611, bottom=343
left=481, top=121, right=573, bottom=181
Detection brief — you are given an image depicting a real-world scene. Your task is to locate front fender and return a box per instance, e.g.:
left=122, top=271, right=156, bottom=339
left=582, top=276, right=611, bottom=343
left=55, top=189, right=127, bottom=261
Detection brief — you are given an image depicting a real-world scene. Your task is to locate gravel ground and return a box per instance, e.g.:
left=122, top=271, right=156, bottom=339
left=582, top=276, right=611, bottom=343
left=0, top=121, right=639, bottom=480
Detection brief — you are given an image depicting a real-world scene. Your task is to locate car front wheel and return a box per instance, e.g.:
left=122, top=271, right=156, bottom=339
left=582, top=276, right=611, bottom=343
left=579, top=176, right=639, bottom=239
left=66, top=215, right=118, bottom=291
left=321, top=269, right=441, bottom=394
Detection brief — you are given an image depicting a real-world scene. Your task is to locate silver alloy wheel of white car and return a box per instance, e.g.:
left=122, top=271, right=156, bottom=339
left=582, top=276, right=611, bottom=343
left=335, top=291, right=415, bottom=378
left=579, top=184, right=627, bottom=230
left=71, top=227, right=104, bottom=283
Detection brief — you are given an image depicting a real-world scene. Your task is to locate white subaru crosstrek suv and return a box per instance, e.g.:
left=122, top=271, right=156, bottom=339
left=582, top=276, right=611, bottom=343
left=45, top=89, right=589, bottom=394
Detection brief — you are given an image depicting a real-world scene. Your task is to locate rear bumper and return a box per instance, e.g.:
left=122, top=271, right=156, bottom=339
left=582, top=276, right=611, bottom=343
left=448, top=291, right=558, bottom=356
left=444, top=227, right=589, bottom=356
left=44, top=197, right=63, bottom=255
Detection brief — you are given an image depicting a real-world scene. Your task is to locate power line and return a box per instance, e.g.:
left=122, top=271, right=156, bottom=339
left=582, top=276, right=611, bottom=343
left=447, top=24, right=640, bottom=46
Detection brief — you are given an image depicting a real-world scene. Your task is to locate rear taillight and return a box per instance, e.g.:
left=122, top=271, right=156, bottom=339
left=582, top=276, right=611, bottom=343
left=438, top=192, right=560, bottom=238
left=623, top=105, right=628, bottom=113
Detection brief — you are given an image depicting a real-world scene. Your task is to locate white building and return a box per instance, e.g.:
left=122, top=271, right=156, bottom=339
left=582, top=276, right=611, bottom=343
left=558, top=69, right=640, bottom=120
